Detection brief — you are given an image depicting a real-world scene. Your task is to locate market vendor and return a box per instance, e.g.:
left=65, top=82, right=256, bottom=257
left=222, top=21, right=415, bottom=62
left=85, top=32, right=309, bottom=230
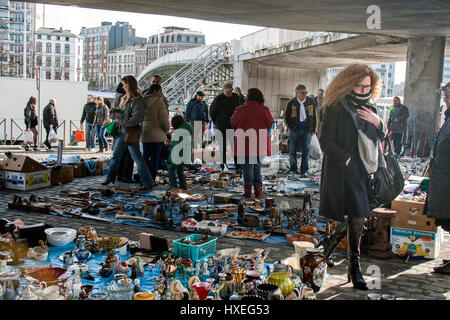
left=426, top=81, right=450, bottom=275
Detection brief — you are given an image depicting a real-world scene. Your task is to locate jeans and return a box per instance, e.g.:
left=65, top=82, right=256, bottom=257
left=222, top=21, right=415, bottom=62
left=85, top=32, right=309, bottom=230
left=142, top=142, right=163, bottom=180
left=85, top=122, right=95, bottom=149
left=289, top=127, right=312, bottom=174
left=241, top=157, right=262, bottom=184
left=392, top=132, right=403, bottom=155
left=169, top=163, right=187, bottom=189
left=106, top=133, right=155, bottom=187
left=96, top=125, right=108, bottom=150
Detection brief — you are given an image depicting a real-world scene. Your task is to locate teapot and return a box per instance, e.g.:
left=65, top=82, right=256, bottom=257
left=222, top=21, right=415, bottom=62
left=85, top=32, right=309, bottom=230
left=265, top=261, right=295, bottom=298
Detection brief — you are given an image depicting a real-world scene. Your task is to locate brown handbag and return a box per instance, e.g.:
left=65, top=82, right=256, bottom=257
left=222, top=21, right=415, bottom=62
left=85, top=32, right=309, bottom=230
left=124, top=126, right=140, bottom=146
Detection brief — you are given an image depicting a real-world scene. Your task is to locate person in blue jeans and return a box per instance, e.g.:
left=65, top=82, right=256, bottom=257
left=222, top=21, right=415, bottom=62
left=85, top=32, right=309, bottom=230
left=94, top=96, right=109, bottom=153
left=387, top=96, right=409, bottom=156
left=102, top=75, right=155, bottom=190
left=80, top=94, right=97, bottom=150
left=284, top=84, right=318, bottom=177
left=168, top=115, right=193, bottom=190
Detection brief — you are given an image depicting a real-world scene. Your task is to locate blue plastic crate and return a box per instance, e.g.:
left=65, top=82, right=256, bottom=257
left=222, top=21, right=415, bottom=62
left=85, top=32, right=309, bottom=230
left=173, top=234, right=217, bottom=261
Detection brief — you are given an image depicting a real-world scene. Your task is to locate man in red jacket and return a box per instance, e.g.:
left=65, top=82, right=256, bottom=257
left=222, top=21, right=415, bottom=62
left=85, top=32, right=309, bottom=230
left=231, top=88, right=274, bottom=198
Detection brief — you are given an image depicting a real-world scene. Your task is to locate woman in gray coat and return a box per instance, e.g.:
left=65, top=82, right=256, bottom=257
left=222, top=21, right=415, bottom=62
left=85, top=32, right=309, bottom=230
left=102, top=75, right=155, bottom=190
left=94, top=96, right=109, bottom=153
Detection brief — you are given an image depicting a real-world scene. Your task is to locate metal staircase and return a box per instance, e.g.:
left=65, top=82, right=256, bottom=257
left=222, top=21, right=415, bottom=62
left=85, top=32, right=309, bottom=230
left=161, top=43, right=230, bottom=105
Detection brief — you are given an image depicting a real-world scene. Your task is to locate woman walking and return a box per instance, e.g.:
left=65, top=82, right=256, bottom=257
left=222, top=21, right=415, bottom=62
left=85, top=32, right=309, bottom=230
left=24, top=96, right=38, bottom=151
left=318, top=64, right=384, bottom=290
left=102, top=75, right=155, bottom=190
left=141, top=83, right=170, bottom=181
left=231, top=88, right=273, bottom=198
left=95, top=96, right=109, bottom=153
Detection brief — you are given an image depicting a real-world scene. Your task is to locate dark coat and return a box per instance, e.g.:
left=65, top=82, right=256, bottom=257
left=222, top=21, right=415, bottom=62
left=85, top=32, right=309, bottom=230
left=319, top=99, right=384, bottom=222
left=427, top=112, right=450, bottom=222
left=24, top=105, right=38, bottom=128
left=185, top=97, right=208, bottom=122
left=230, top=100, right=274, bottom=158
left=284, top=96, right=317, bottom=133
left=80, top=101, right=97, bottom=124
left=209, top=93, right=240, bottom=130
left=387, top=104, right=409, bottom=133
left=43, top=103, right=58, bottom=129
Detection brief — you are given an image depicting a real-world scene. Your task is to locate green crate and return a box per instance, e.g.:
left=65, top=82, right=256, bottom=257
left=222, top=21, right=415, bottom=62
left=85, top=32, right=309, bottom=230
left=173, top=234, right=217, bottom=261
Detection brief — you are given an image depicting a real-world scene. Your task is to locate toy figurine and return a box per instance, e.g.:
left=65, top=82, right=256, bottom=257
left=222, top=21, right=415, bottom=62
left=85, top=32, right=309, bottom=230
left=72, top=276, right=82, bottom=300
left=136, top=257, right=145, bottom=276
left=131, top=263, right=138, bottom=280
left=134, top=278, right=141, bottom=293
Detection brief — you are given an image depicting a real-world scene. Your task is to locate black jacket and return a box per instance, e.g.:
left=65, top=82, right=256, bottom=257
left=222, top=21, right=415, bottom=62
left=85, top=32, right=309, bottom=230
left=387, top=104, right=409, bottom=133
left=209, top=93, right=240, bottom=130
left=80, top=101, right=97, bottom=124
left=185, top=98, right=208, bottom=122
left=284, top=96, right=317, bottom=133
left=43, top=103, right=58, bottom=129
left=427, top=112, right=450, bottom=222
left=319, top=99, right=384, bottom=222
left=24, top=105, right=38, bottom=128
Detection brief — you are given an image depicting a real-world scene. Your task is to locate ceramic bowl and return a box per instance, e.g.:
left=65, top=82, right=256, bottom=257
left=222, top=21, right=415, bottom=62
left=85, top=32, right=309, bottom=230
left=24, top=267, right=71, bottom=286
left=45, top=228, right=77, bottom=246
left=27, top=246, right=49, bottom=261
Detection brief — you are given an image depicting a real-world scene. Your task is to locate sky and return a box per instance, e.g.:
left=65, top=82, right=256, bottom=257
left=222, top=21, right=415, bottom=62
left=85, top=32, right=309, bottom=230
left=41, top=4, right=407, bottom=84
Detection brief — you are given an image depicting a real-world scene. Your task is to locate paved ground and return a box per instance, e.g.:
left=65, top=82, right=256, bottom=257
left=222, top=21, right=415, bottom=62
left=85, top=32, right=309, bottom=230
left=0, top=148, right=449, bottom=300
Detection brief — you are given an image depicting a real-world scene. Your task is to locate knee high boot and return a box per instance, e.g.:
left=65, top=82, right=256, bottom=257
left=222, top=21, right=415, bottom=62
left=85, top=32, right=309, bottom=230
left=346, top=218, right=368, bottom=290
left=316, top=216, right=348, bottom=267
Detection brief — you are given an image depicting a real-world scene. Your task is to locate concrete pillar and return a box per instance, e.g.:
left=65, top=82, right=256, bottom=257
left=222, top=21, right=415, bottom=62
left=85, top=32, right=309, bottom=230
left=404, top=37, right=445, bottom=156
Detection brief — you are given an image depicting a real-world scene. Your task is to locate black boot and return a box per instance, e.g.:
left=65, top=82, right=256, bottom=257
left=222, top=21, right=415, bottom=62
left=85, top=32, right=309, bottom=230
left=346, top=218, right=368, bottom=290
left=317, top=216, right=348, bottom=267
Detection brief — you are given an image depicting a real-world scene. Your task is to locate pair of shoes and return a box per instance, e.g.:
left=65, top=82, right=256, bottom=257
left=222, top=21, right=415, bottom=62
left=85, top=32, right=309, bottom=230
left=101, top=181, right=112, bottom=186
left=96, top=149, right=104, bottom=153
left=254, top=182, right=264, bottom=198
left=346, top=219, right=369, bottom=290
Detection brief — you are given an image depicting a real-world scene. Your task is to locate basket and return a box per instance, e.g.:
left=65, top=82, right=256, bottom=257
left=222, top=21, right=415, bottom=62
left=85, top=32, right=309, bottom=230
left=96, top=237, right=128, bottom=250
left=173, top=234, right=217, bottom=261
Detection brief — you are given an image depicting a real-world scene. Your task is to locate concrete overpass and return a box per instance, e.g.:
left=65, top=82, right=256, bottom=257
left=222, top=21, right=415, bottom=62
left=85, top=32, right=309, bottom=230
left=23, top=0, right=450, bottom=153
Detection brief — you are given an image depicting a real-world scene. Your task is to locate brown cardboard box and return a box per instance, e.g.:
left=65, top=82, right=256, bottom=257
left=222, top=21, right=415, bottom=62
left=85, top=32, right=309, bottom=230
left=391, top=197, right=437, bottom=232
left=213, top=193, right=234, bottom=203
left=0, top=155, right=47, bottom=172
left=210, top=180, right=228, bottom=188
left=50, top=165, right=74, bottom=186
left=69, top=163, right=86, bottom=178
left=85, top=160, right=102, bottom=176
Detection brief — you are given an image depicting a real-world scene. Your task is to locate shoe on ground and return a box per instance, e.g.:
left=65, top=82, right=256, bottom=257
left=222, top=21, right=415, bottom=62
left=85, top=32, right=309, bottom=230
left=96, top=149, right=104, bottom=153
left=33, top=146, right=38, bottom=151
left=101, top=181, right=112, bottom=186
left=24, top=146, right=30, bottom=151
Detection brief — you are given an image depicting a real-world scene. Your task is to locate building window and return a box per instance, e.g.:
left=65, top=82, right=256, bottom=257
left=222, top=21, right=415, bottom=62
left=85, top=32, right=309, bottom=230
left=57, top=36, right=60, bottom=41
left=64, top=72, right=70, bottom=80
left=55, top=72, right=61, bottom=80
left=46, top=43, right=51, bottom=53
left=37, top=56, right=42, bottom=66
left=66, top=37, right=69, bottom=41
left=46, top=71, right=51, bottom=79
left=37, top=34, right=41, bottom=40
left=55, top=44, right=60, bottom=54
left=46, top=57, right=51, bottom=67
left=64, top=44, right=70, bottom=54
left=55, top=57, right=60, bottom=67
left=36, top=42, right=42, bottom=52
left=47, top=35, right=51, bottom=40
left=65, top=58, right=70, bottom=68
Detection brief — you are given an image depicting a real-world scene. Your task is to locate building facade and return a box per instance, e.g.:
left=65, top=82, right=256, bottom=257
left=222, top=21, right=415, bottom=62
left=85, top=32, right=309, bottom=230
left=79, top=22, right=112, bottom=89
left=146, top=26, right=205, bottom=63
left=0, top=1, right=42, bottom=78
left=108, top=21, right=146, bottom=51
left=34, top=27, right=83, bottom=81
left=107, top=45, right=136, bottom=88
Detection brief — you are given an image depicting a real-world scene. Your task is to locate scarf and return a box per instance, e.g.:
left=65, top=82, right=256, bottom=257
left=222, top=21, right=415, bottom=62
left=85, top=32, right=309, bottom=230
left=296, top=97, right=307, bottom=122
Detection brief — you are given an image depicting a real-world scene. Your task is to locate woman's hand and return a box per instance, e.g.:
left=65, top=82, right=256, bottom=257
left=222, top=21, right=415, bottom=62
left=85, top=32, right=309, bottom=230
left=356, top=106, right=381, bottom=129
left=345, top=157, right=351, bottom=166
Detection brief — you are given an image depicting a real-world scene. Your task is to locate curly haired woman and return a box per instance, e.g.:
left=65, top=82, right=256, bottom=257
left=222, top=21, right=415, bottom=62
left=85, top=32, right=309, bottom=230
left=317, top=64, right=385, bottom=290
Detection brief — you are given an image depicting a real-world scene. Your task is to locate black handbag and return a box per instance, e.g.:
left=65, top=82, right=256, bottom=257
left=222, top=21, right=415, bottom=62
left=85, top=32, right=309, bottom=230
left=368, top=136, right=404, bottom=209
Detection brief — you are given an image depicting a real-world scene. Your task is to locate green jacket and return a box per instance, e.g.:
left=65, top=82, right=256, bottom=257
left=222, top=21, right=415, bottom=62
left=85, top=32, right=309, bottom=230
left=169, top=122, right=194, bottom=166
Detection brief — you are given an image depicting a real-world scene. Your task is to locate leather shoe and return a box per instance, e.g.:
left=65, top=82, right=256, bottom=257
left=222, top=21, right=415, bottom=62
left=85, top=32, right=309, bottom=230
left=101, top=181, right=111, bottom=186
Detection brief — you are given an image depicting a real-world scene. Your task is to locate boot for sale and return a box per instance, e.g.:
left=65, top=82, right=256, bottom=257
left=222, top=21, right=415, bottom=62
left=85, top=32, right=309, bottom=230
left=346, top=218, right=368, bottom=290
left=316, top=216, right=348, bottom=267
left=254, top=182, right=263, bottom=198
left=242, top=183, right=253, bottom=199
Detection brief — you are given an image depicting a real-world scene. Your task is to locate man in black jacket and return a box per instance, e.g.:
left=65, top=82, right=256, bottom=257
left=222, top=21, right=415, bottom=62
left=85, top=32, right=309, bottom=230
left=427, top=82, right=450, bottom=275
left=186, top=91, right=208, bottom=153
left=284, top=84, right=317, bottom=176
left=387, top=96, right=409, bottom=155
left=43, top=98, right=58, bottom=150
left=80, top=94, right=97, bottom=151
left=210, top=82, right=240, bottom=172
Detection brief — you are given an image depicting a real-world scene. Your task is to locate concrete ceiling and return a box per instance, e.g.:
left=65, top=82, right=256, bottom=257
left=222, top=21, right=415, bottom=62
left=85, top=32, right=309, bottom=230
left=25, top=0, right=450, bottom=37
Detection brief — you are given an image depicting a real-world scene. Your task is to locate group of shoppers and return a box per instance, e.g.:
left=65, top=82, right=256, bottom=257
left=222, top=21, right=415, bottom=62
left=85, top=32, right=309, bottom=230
left=80, top=94, right=110, bottom=153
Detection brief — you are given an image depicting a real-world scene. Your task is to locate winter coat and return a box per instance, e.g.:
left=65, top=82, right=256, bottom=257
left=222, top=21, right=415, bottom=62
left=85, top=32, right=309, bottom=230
left=119, top=95, right=146, bottom=135
left=230, top=100, right=274, bottom=158
left=185, top=98, right=208, bottom=122
left=24, top=105, right=38, bottom=128
left=284, top=96, right=317, bottom=133
left=94, top=104, right=109, bottom=127
left=426, top=112, right=450, bottom=222
left=80, top=101, right=97, bottom=124
left=141, top=95, right=170, bottom=143
left=318, top=99, right=384, bottom=222
left=387, top=104, right=409, bottom=133
left=43, top=103, right=58, bottom=129
left=209, top=93, right=240, bottom=130
left=169, top=122, right=194, bottom=166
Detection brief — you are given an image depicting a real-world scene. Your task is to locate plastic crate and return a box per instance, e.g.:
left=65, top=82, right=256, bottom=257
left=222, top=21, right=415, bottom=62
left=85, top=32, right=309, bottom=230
left=173, top=234, right=217, bottom=261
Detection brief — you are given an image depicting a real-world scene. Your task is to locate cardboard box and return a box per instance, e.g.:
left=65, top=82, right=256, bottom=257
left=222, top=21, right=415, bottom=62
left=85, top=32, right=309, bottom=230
left=0, top=155, right=47, bottom=172
left=390, top=227, right=443, bottom=259
left=391, top=196, right=437, bottom=231
left=0, top=171, right=5, bottom=188
left=69, top=163, right=86, bottom=178
left=50, top=165, right=74, bottom=186
left=213, top=193, right=234, bottom=203
left=5, top=169, right=51, bottom=190
left=85, top=160, right=102, bottom=176
left=210, top=180, right=228, bottom=188
left=101, top=159, right=109, bottom=175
